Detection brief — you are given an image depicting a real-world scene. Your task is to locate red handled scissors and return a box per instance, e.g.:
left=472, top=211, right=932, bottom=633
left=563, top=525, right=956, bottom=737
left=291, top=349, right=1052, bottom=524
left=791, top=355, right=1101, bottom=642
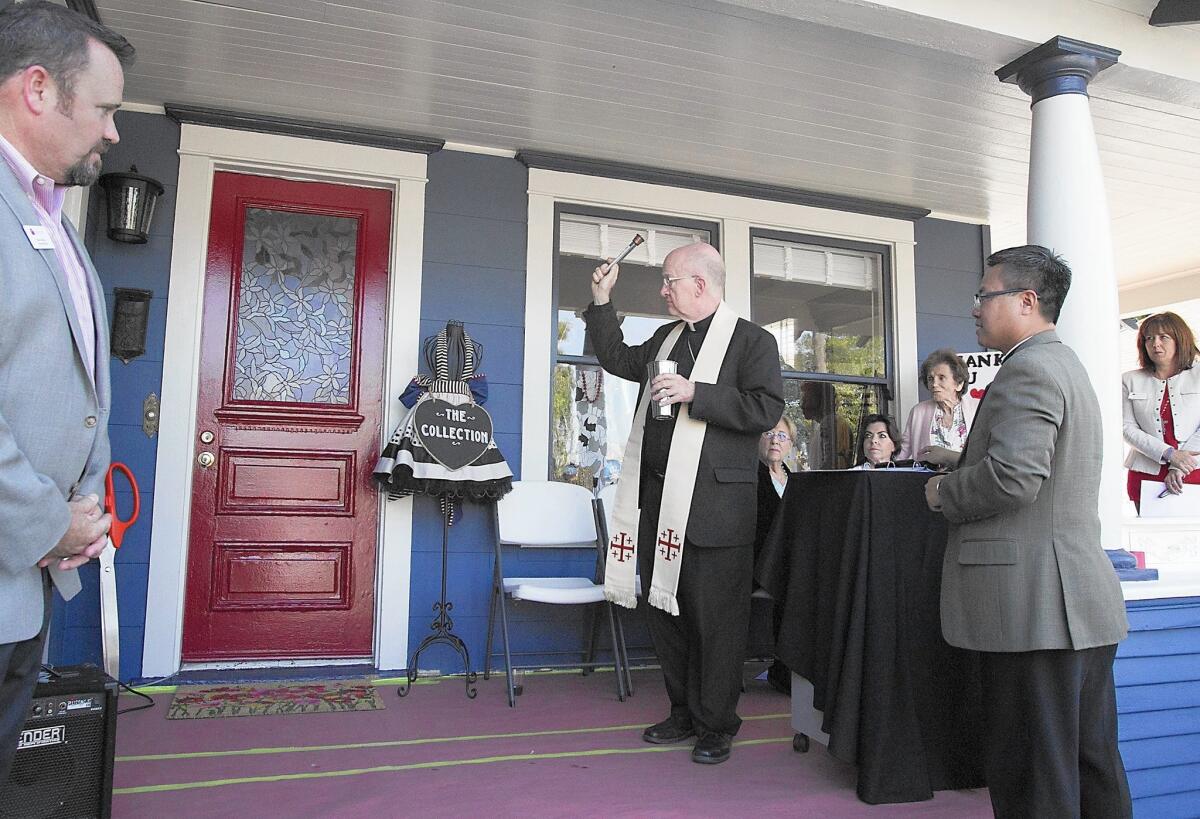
left=104, top=462, right=140, bottom=549
left=101, top=463, right=139, bottom=680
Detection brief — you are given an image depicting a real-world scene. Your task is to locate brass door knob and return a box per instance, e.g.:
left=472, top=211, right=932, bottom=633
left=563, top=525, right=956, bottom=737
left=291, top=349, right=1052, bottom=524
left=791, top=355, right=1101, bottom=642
left=197, top=451, right=216, bottom=468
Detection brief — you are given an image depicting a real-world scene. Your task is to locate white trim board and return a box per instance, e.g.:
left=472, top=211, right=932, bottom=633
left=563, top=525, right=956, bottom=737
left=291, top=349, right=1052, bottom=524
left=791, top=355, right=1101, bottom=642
left=520, top=168, right=918, bottom=480
left=141, top=123, right=427, bottom=678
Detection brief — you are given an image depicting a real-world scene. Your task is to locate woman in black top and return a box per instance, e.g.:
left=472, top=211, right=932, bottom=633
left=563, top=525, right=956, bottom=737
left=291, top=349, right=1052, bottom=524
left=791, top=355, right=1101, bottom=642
left=755, top=416, right=796, bottom=693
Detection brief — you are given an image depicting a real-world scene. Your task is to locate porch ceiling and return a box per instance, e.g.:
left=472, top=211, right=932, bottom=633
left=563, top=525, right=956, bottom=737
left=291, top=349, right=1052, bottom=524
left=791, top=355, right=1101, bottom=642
left=93, top=0, right=1200, bottom=287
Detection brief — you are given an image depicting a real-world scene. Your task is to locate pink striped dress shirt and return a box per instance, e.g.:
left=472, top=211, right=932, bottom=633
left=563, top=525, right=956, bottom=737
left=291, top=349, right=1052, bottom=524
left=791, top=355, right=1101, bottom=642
left=0, top=134, right=96, bottom=383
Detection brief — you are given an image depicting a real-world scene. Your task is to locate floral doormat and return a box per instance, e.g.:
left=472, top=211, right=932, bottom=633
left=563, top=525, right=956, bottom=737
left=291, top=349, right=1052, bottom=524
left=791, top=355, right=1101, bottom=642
left=167, top=680, right=386, bottom=719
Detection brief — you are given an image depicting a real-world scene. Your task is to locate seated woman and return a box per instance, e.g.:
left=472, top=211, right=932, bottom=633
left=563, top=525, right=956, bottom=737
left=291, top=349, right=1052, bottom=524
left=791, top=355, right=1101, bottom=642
left=898, top=348, right=978, bottom=469
left=754, top=416, right=796, bottom=693
left=757, top=416, right=795, bottom=515
left=1123, top=311, right=1200, bottom=512
left=852, top=414, right=905, bottom=469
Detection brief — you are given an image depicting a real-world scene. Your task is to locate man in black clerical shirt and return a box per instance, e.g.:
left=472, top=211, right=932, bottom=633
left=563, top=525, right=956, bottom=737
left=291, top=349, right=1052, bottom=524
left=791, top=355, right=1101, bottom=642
left=584, top=242, right=783, bottom=764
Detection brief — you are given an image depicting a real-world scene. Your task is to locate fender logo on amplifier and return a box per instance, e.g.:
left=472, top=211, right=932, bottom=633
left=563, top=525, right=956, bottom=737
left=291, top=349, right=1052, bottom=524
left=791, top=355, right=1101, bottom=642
left=17, top=724, right=65, bottom=750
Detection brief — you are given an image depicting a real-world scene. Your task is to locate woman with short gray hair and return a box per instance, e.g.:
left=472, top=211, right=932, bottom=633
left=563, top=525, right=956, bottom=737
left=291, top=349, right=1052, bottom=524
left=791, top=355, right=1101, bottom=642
left=898, top=348, right=978, bottom=468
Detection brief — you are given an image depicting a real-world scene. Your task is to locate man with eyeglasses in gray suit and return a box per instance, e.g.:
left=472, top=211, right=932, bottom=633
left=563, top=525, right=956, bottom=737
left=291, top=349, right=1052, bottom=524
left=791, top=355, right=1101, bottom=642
left=926, top=245, right=1131, bottom=818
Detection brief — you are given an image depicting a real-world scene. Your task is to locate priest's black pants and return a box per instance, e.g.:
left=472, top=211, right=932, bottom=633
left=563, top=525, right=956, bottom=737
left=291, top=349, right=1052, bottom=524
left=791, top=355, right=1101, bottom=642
left=637, top=498, right=753, bottom=737
left=978, top=644, right=1132, bottom=819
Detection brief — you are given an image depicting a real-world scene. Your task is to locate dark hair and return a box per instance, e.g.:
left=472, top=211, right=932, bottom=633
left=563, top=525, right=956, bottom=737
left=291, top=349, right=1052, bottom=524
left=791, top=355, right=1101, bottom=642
left=0, top=1, right=135, bottom=105
left=985, top=245, right=1071, bottom=323
left=855, top=413, right=903, bottom=466
left=1137, top=311, right=1199, bottom=372
left=919, top=348, right=969, bottom=398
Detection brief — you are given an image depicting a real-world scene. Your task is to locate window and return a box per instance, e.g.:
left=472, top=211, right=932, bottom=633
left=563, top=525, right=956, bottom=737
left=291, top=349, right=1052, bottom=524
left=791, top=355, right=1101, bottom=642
left=551, top=207, right=715, bottom=487
left=752, top=231, right=892, bottom=469
left=521, top=166, right=919, bottom=484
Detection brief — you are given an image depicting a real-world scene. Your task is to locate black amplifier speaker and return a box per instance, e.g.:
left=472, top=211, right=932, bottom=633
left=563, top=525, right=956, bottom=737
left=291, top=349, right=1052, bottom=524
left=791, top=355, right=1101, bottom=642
left=1, top=665, right=117, bottom=819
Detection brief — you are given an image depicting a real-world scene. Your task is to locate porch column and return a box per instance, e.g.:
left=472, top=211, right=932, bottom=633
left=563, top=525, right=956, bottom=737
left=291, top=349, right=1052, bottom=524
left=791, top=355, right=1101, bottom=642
left=997, top=37, right=1125, bottom=547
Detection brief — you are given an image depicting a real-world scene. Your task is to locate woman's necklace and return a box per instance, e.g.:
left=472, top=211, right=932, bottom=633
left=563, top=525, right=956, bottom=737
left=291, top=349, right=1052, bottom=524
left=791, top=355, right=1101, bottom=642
left=578, top=368, right=603, bottom=403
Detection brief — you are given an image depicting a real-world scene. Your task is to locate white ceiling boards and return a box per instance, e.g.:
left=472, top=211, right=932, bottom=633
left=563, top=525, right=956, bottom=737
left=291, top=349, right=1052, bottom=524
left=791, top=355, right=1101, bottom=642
left=98, top=0, right=1200, bottom=287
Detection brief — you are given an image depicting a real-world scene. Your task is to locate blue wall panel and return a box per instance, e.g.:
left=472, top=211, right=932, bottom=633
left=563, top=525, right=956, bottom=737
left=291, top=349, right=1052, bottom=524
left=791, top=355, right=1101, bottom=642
left=1117, top=596, right=1200, bottom=816
left=911, top=218, right=986, bottom=403
left=1116, top=706, right=1200, bottom=742
left=406, top=151, right=538, bottom=672
left=47, top=111, right=179, bottom=682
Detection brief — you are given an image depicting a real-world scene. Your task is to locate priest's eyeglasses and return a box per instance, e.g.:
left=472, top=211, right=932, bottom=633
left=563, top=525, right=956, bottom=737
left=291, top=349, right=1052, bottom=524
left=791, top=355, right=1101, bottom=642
left=762, top=431, right=792, bottom=442
left=662, top=274, right=699, bottom=288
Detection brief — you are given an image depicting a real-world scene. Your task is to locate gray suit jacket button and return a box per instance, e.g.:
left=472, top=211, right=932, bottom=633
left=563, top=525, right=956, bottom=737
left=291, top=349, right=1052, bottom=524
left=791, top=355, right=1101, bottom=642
left=84, top=415, right=97, bottom=428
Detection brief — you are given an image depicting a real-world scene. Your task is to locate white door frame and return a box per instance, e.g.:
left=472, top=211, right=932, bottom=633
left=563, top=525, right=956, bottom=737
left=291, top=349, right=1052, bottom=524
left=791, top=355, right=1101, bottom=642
left=141, top=124, right=426, bottom=678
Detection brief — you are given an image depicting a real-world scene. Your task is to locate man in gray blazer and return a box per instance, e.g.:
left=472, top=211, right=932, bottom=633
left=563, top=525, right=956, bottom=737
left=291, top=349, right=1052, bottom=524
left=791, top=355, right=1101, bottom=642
left=925, top=246, right=1131, bottom=818
left=0, top=2, right=133, bottom=786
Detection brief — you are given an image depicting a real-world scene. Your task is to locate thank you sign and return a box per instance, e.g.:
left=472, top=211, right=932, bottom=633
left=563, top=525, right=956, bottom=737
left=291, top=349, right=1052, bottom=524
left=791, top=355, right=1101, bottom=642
left=958, top=351, right=1003, bottom=399
left=414, top=399, right=494, bottom=470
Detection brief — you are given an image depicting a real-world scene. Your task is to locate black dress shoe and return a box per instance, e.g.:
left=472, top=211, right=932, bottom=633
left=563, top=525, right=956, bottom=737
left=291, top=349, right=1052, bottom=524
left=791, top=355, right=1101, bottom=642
left=691, top=731, right=732, bottom=764
left=642, top=716, right=695, bottom=745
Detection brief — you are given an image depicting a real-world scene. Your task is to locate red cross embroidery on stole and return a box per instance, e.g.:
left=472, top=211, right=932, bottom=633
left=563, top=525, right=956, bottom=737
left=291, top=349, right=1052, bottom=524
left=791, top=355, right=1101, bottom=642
left=609, top=532, right=635, bottom=562
left=658, top=528, right=681, bottom=562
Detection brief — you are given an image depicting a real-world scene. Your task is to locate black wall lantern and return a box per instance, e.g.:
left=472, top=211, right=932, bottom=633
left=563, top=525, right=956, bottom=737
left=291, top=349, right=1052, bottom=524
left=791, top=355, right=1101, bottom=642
left=111, top=288, right=153, bottom=364
left=98, top=166, right=164, bottom=244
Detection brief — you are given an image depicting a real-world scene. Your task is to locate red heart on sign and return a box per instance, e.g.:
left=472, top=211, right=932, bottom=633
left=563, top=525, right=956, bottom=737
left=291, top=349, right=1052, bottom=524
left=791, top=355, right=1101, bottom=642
left=970, top=388, right=986, bottom=399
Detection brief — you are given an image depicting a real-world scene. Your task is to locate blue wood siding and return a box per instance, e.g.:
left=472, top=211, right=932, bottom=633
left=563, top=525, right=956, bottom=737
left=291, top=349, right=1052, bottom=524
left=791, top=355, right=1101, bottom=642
left=406, top=151, right=546, bottom=673
left=47, top=111, right=180, bottom=682
left=912, top=218, right=985, bottom=401
left=1117, top=596, right=1200, bottom=817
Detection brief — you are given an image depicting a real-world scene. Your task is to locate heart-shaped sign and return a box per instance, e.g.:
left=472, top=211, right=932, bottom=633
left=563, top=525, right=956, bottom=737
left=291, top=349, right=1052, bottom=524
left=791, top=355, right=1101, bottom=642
left=413, top=398, right=494, bottom=470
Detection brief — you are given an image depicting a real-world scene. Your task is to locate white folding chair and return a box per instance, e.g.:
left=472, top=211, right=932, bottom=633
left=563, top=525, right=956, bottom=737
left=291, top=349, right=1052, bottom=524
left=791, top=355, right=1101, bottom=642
left=484, top=481, right=628, bottom=706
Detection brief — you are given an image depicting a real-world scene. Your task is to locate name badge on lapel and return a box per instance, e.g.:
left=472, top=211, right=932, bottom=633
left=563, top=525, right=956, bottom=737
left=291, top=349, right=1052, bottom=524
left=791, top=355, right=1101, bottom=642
left=23, top=225, right=55, bottom=250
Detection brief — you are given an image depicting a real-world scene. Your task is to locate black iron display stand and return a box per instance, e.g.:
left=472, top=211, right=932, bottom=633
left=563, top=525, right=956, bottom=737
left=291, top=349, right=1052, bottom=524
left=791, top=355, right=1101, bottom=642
left=397, top=501, right=477, bottom=699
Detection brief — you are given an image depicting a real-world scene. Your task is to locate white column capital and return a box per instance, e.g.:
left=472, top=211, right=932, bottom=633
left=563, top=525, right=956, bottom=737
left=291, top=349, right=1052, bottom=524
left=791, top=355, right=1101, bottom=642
left=999, top=37, right=1129, bottom=545
left=997, top=36, right=1120, bottom=104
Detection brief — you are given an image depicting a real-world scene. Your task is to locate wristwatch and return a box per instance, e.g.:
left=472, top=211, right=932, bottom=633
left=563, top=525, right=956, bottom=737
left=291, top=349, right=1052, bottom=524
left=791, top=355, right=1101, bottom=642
left=1164, top=446, right=1177, bottom=464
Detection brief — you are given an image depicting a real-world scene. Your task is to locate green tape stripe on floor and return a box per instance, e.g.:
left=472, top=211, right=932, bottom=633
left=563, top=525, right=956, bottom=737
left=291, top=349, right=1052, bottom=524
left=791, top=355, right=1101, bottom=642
left=130, top=666, right=638, bottom=695
left=116, top=713, right=790, bottom=762
left=114, top=737, right=794, bottom=795
left=130, top=677, right=444, bottom=696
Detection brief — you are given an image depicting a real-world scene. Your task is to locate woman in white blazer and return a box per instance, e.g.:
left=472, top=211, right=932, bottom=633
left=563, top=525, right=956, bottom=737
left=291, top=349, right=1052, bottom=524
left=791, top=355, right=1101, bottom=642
left=1122, top=311, right=1200, bottom=511
left=898, top=348, right=978, bottom=469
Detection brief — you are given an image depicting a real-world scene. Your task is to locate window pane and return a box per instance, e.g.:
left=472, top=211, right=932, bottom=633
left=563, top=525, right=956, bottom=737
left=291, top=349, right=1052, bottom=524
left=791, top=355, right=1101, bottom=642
left=785, top=379, right=885, bottom=470
left=550, top=362, right=640, bottom=488
left=753, top=237, right=886, bottom=378
left=552, top=212, right=712, bottom=489
left=233, top=207, right=357, bottom=405
left=556, top=214, right=710, bottom=357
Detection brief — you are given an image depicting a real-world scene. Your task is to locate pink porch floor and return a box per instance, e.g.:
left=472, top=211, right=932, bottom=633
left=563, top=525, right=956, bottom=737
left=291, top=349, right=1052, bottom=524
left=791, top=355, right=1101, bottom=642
left=112, top=667, right=992, bottom=818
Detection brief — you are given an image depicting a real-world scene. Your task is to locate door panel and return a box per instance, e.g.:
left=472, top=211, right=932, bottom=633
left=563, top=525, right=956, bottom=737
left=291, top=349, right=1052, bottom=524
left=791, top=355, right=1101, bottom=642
left=182, top=172, right=391, bottom=661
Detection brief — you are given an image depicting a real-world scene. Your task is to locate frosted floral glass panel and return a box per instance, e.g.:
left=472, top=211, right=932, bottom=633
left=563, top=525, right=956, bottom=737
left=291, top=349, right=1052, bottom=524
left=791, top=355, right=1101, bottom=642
left=233, top=208, right=357, bottom=404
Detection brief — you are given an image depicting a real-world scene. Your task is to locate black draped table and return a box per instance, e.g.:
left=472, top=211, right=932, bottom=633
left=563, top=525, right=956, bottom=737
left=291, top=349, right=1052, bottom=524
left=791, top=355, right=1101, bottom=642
left=756, top=470, right=986, bottom=805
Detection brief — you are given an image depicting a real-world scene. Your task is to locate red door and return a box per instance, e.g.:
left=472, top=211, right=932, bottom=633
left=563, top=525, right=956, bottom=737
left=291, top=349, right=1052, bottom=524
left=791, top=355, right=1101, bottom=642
left=182, top=172, right=391, bottom=661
